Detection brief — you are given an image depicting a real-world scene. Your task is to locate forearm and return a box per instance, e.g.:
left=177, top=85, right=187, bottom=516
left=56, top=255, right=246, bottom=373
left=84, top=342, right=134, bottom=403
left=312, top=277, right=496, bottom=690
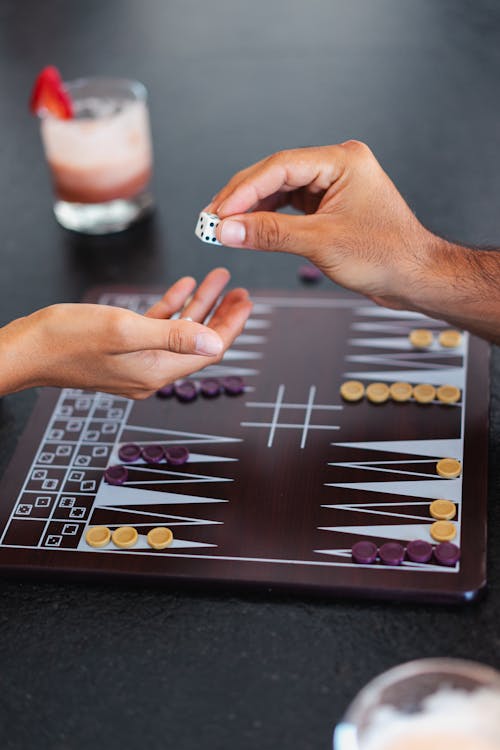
left=403, top=235, right=500, bottom=344
left=0, top=316, right=41, bottom=396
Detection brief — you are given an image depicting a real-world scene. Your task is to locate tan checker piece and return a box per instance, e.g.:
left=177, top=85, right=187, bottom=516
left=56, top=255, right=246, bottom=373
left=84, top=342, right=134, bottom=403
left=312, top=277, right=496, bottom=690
left=439, top=329, right=462, bottom=348
left=366, top=382, right=390, bottom=404
left=389, top=382, right=413, bottom=402
left=436, top=458, right=462, bottom=478
left=85, top=526, right=111, bottom=548
left=413, top=384, right=437, bottom=404
left=409, top=329, right=434, bottom=349
left=112, top=526, right=139, bottom=549
left=147, top=527, right=174, bottom=550
left=436, top=385, right=461, bottom=404
left=340, top=380, right=365, bottom=402
left=430, top=520, right=457, bottom=542
left=429, top=499, right=456, bottom=521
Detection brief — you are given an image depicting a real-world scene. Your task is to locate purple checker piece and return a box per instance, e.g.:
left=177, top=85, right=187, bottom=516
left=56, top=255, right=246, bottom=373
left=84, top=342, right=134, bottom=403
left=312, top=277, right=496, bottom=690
left=298, top=264, right=322, bottom=283
left=118, top=443, right=142, bottom=463
left=200, top=378, right=222, bottom=398
left=174, top=381, right=198, bottom=402
left=156, top=384, right=174, bottom=399
left=164, top=445, right=190, bottom=466
left=104, top=465, right=128, bottom=486
left=406, top=539, right=433, bottom=564
left=351, top=541, right=378, bottom=565
left=434, top=542, right=461, bottom=567
left=141, top=444, right=165, bottom=464
left=379, top=542, right=405, bottom=566
left=222, top=376, right=245, bottom=396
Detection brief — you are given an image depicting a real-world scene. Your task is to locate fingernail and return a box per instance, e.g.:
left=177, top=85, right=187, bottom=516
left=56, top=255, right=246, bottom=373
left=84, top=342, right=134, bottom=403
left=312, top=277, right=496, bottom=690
left=220, top=220, right=246, bottom=246
left=195, top=333, right=223, bottom=356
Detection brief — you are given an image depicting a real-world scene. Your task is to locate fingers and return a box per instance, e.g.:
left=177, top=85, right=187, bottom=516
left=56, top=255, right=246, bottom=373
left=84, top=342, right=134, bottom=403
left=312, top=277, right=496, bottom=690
left=137, top=289, right=252, bottom=385
left=180, top=267, right=231, bottom=322
left=217, top=211, right=329, bottom=258
left=145, top=277, right=197, bottom=319
left=207, top=162, right=261, bottom=214
left=121, top=315, right=224, bottom=357
left=211, top=146, right=348, bottom=218
left=206, top=288, right=253, bottom=347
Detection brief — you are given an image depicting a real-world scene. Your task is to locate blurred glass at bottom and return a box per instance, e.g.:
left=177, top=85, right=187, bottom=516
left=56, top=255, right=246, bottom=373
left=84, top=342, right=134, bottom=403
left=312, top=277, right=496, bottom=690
left=40, top=77, right=154, bottom=234
left=333, top=658, right=500, bottom=750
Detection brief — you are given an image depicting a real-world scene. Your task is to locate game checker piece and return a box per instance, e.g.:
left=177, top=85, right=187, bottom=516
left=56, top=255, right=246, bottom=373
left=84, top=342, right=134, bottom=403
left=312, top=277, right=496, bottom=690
left=406, top=540, right=433, bottom=564
left=379, top=542, right=406, bottom=566
left=413, top=384, right=436, bottom=404
left=141, top=444, right=164, bottom=463
left=430, top=520, right=457, bottom=543
left=156, top=384, right=174, bottom=398
left=222, top=376, right=245, bottom=396
left=430, top=499, right=456, bottom=521
left=118, top=443, right=141, bottom=463
left=366, top=382, right=390, bottom=404
left=436, top=385, right=461, bottom=404
left=439, top=329, right=462, bottom=348
left=340, top=380, right=365, bottom=402
left=112, top=526, right=138, bottom=549
left=434, top=542, right=461, bottom=566
left=200, top=378, right=222, bottom=398
left=436, top=458, right=462, bottom=478
left=298, top=264, right=322, bottom=283
left=164, top=445, right=189, bottom=466
left=409, top=328, right=434, bottom=348
left=174, top=381, right=198, bottom=402
left=104, top=465, right=128, bottom=485
left=85, top=526, right=111, bottom=549
left=195, top=211, right=222, bottom=245
left=389, top=381, right=413, bottom=402
left=351, top=541, right=378, bottom=565
left=147, top=527, right=174, bottom=550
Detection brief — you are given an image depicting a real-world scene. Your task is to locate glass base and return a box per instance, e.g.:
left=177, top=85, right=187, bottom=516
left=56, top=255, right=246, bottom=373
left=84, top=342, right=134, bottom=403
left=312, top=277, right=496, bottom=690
left=53, top=190, right=154, bottom=234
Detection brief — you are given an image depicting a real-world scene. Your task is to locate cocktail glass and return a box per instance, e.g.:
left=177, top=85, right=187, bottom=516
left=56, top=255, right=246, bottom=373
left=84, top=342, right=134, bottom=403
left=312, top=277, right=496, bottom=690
left=333, top=658, right=500, bottom=750
left=39, top=77, right=154, bottom=234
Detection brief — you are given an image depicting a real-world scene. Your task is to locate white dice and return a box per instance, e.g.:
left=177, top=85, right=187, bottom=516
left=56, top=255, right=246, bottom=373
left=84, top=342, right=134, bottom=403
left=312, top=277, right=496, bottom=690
left=195, top=211, right=222, bottom=245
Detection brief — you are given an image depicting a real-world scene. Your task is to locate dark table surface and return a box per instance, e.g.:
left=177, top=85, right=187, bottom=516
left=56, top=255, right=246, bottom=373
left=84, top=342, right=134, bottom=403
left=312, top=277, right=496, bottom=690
left=0, top=1, right=499, bottom=748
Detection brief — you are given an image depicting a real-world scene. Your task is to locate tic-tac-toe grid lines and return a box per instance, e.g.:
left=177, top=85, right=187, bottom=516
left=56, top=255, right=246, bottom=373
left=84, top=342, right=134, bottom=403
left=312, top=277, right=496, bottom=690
left=242, top=384, right=343, bottom=449
left=0, top=390, right=133, bottom=551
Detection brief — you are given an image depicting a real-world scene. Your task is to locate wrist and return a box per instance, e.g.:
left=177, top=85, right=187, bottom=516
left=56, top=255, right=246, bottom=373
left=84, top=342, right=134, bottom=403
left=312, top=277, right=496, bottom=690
left=396, top=230, right=460, bottom=314
left=0, top=314, right=45, bottom=396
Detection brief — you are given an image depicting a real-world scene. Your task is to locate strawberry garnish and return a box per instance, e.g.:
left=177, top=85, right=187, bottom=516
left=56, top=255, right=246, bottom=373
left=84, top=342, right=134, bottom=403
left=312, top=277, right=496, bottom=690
left=30, top=66, right=73, bottom=119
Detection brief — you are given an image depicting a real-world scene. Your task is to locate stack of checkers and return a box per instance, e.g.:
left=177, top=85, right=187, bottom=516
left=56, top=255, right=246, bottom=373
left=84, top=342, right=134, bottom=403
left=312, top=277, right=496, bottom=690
left=351, top=494, right=460, bottom=566
left=339, top=380, right=461, bottom=405
left=351, top=539, right=460, bottom=567
left=408, top=328, right=462, bottom=349
left=85, top=525, right=174, bottom=550
left=104, top=444, right=191, bottom=486
left=155, top=376, right=245, bottom=402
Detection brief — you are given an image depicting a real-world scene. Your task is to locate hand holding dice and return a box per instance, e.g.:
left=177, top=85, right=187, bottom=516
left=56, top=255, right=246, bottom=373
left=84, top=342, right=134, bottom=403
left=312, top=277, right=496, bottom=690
left=196, top=143, right=434, bottom=309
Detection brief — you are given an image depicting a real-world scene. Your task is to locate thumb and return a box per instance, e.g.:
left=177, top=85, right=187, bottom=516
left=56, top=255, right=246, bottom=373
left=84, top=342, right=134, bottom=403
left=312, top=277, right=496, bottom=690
left=218, top=211, right=325, bottom=256
left=126, top=317, right=224, bottom=357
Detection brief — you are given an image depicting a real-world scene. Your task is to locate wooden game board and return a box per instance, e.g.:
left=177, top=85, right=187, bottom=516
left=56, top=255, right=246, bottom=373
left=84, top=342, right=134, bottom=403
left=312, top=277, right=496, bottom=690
left=0, top=289, right=489, bottom=602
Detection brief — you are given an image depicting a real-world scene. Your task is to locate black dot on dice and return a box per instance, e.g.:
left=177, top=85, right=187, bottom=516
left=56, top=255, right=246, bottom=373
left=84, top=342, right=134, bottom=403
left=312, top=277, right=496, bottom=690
left=212, top=237, right=217, bottom=242
left=210, top=222, right=214, bottom=227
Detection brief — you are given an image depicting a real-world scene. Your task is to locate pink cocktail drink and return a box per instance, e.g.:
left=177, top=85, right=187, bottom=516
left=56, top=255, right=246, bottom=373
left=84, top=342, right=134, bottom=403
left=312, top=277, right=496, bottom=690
left=38, top=76, right=154, bottom=233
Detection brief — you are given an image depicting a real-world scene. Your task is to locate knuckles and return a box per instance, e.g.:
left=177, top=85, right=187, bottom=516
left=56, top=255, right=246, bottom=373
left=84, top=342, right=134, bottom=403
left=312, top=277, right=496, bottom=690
left=166, top=325, right=188, bottom=354
left=340, top=139, right=373, bottom=161
left=253, top=214, right=289, bottom=251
